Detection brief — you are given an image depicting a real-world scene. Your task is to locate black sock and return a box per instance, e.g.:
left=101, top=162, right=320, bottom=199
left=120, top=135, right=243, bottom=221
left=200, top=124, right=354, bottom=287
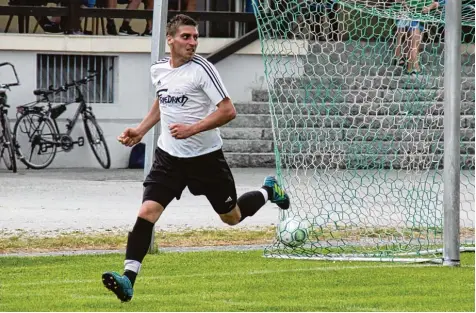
left=237, top=191, right=266, bottom=222
left=123, top=217, right=154, bottom=286
left=124, top=270, right=137, bottom=286
left=121, top=20, right=130, bottom=28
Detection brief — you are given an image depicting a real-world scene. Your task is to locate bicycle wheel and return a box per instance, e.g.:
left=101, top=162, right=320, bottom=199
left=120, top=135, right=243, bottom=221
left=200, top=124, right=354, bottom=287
left=0, top=115, right=11, bottom=170
left=0, top=115, right=17, bottom=173
left=13, top=113, right=58, bottom=169
left=83, top=115, right=111, bottom=169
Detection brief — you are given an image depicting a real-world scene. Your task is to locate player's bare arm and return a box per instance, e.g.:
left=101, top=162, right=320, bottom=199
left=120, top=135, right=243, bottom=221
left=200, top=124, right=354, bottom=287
left=169, top=97, right=236, bottom=139
left=118, top=98, right=161, bottom=147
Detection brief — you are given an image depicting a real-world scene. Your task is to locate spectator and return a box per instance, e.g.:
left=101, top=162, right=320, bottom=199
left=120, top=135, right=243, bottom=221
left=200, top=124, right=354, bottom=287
left=393, top=0, right=444, bottom=75
left=143, top=0, right=154, bottom=36
left=169, top=0, right=196, bottom=11
left=46, top=0, right=97, bottom=34
left=245, top=0, right=257, bottom=33
left=104, top=0, right=154, bottom=36
left=7, top=0, right=60, bottom=33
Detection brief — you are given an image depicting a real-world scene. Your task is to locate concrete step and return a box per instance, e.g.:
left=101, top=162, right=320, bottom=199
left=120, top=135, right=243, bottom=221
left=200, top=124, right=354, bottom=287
left=222, top=139, right=474, bottom=155
left=309, top=41, right=475, bottom=63
left=278, top=153, right=475, bottom=170
left=252, top=88, right=476, bottom=103
left=226, top=114, right=475, bottom=129
left=278, top=141, right=475, bottom=155
left=224, top=152, right=475, bottom=169
left=221, top=127, right=475, bottom=142
left=273, top=76, right=475, bottom=91
left=220, top=127, right=274, bottom=140
left=303, top=63, right=475, bottom=76
left=222, top=139, right=273, bottom=153
left=224, top=152, right=276, bottom=168
left=234, top=101, right=475, bottom=116
left=341, top=128, right=475, bottom=142
left=305, top=52, right=475, bottom=68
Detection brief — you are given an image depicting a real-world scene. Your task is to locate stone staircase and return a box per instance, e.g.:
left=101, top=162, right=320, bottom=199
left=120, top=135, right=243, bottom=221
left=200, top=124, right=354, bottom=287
left=222, top=41, right=475, bottom=169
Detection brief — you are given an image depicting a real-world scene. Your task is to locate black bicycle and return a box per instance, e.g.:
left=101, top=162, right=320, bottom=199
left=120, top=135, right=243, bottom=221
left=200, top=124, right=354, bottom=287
left=13, top=71, right=111, bottom=169
left=0, top=62, right=20, bottom=173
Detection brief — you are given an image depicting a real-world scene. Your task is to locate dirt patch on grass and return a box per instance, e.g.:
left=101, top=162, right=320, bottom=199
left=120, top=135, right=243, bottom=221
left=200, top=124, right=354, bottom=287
left=0, top=226, right=277, bottom=254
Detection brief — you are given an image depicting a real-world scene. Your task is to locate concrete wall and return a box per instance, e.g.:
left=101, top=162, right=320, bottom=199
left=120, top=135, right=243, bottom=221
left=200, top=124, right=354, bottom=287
left=0, top=33, right=306, bottom=168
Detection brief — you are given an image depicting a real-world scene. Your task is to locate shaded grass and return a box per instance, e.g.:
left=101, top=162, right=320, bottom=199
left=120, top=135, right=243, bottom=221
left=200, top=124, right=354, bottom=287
left=0, top=227, right=276, bottom=253
left=0, top=251, right=474, bottom=312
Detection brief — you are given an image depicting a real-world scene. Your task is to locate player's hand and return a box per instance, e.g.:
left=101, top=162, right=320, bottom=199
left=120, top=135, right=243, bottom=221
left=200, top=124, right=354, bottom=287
left=118, top=128, right=143, bottom=147
left=169, top=123, right=195, bottom=139
left=422, top=6, right=430, bottom=13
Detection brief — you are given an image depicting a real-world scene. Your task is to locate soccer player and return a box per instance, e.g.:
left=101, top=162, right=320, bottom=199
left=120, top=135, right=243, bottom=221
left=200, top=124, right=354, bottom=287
left=101, top=14, right=290, bottom=302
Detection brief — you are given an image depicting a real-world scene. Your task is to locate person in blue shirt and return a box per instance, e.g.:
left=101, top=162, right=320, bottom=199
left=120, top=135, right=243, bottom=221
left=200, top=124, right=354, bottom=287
left=245, top=0, right=258, bottom=32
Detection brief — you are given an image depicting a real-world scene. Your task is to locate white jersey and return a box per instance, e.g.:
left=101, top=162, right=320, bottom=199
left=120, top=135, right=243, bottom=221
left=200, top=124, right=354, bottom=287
left=150, top=55, right=229, bottom=158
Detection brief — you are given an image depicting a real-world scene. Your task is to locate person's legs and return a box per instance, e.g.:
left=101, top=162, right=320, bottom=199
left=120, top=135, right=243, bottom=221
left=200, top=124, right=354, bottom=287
left=141, top=0, right=154, bottom=36
left=102, top=147, right=185, bottom=302
left=185, top=0, right=196, bottom=11
left=186, top=149, right=290, bottom=226
left=218, top=175, right=290, bottom=226
left=394, top=29, right=405, bottom=62
left=102, top=200, right=167, bottom=302
left=407, top=23, right=422, bottom=73
left=119, top=0, right=142, bottom=35
left=123, top=199, right=166, bottom=281
left=168, top=0, right=179, bottom=10
left=105, top=0, right=119, bottom=35
left=310, top=8, right=325, bottom=42
left=394, top=20, right=409, bottom=66
left=38, top=17, right=62, bottom=33
left=327, top=1, right=340, bottom=41
left=31, top=1, right=61, bottom=33
left=121, top=0, right=142, bottom=27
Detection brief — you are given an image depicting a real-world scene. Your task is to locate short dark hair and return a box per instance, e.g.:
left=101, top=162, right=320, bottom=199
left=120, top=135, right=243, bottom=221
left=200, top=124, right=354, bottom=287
left=166, top=14, right=198, bottom=36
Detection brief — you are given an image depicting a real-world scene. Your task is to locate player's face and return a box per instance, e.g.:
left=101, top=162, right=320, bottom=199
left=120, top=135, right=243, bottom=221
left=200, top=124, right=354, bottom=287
left=169, top=26, right=199, bottom=60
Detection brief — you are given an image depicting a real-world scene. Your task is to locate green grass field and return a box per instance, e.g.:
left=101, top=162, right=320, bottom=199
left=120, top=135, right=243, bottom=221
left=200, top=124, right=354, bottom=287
left=0, top=251, right=474, bottom=312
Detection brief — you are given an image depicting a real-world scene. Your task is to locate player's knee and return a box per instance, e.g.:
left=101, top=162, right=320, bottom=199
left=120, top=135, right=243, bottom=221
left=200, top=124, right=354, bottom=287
left=220, top=215, right=240, bottom=226
left=138, top=200, right=164, bottom=223
left=219, top=207, right=241, bottom=226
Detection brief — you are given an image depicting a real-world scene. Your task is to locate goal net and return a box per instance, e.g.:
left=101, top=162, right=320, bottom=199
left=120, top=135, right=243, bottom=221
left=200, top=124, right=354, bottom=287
left=253, top=0, right=475, bottom=262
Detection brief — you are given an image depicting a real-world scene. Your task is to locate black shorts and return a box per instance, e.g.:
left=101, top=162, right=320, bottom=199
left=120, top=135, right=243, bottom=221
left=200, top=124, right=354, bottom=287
left=143, top=147, right=237, bottom=214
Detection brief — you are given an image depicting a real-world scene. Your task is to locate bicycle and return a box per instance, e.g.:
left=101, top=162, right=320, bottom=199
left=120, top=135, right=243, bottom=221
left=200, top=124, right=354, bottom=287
left=13, top=71, right=111, bottom=169
left=0, top=62, right=20, bottom=173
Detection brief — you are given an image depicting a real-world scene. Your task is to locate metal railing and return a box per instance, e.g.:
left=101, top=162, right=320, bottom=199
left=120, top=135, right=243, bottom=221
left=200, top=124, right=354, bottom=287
left=0, top=0, right=256, bottom=35
left=0, top=0, right=259, bottom=64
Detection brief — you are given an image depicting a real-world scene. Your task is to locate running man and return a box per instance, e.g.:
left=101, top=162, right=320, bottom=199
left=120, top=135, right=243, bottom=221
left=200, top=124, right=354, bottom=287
left=102, top=14, right=290, bottom=302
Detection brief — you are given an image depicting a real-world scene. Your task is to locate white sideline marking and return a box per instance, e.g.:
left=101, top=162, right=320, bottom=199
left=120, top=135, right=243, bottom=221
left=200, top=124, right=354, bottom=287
left=2, top=264, right=474, bottom=288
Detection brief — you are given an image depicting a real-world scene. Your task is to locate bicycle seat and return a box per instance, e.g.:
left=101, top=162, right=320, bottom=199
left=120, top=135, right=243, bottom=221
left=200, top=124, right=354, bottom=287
left=33, top=89, right=54, bottom=96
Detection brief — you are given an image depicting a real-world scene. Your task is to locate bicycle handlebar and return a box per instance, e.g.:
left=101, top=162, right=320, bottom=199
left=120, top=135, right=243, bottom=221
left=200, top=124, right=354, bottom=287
left=0, top=62, right=20, bottom=90
left=49, top=71, right=98, bottom=93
